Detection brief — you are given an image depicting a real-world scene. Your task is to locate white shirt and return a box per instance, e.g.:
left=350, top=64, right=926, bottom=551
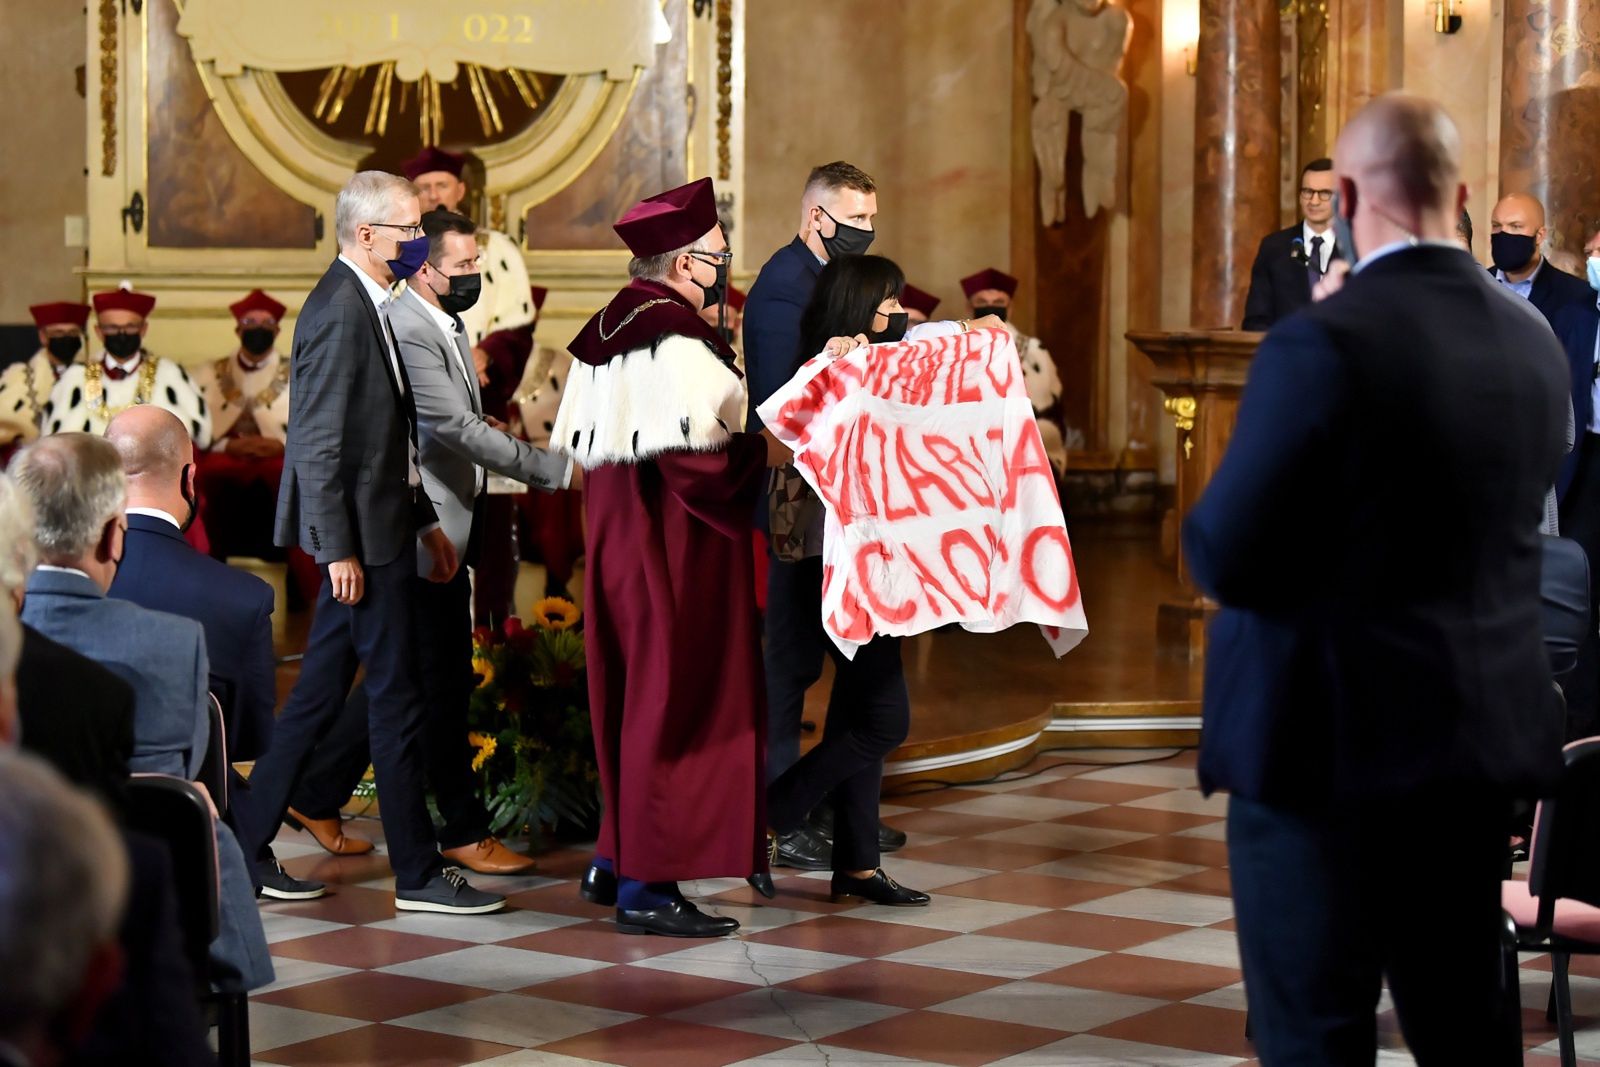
left=1302, top=222, right=1336, bottom=272
left=126, top=506, right=181, bottom=529
left=337, top=254, right=421, bottom=489
left=34, top=564, right=93, bottom=580
left=1350, top=237, right=1466, bottom=274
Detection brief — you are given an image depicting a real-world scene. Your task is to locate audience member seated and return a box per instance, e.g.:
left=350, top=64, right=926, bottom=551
left=0, top=748, right=130, bottom=1067
left=898, top=283, right=940, bottom=326
left=0, top=302, right=88, bottom=464
left=105, top=406, right=277, bottom=764
left=11, top=433, right=273, bottom=994
left=0, top=473, right=134, bottom=811
left=959, top=266, right=1070, bottom=470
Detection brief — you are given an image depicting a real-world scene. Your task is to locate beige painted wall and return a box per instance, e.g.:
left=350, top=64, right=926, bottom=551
left=0, top=0, right=88, bottom=319
left=741, top=0, right=1015, bottom=316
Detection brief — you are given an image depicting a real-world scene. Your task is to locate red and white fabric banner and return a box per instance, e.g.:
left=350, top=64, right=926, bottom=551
left=758, top=326, right=1088, bottom=660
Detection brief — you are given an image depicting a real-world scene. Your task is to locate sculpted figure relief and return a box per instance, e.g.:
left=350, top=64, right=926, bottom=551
left=1028, top=0, right=1133, bottom=224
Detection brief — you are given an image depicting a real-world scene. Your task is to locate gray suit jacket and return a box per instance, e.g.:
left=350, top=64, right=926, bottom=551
left=275, top=259, right=438, bottom=567
left=20, top=568, right=208, bottom=780
left=389, top=288, right=569, bottom=572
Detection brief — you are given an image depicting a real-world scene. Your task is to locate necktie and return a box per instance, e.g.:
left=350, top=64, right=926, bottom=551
left=1308, top=235, right=1325, bottom=283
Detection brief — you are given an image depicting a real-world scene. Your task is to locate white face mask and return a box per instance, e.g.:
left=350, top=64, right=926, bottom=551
left=1587, top=255, right=1600, bottom=293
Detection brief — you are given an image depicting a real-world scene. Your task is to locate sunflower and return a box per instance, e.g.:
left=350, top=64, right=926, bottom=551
left=471, top=655, right=495, bottom=688
left=468, top=731, right=498, bottom=771
left=531, top=596, right=580, bottom=631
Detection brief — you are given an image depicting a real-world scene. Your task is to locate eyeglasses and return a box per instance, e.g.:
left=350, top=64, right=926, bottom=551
left=100, top=326, right=141, bottom=336
left=692, top=250, right=734, bottom=264
left=1299, top=188, right=1334, bottom=203
left=370, top=222, right=423, bottom=238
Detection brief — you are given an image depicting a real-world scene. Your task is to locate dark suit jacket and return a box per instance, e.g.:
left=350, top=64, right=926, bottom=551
left=744, top=236, right=823, bottom=436
left=1241, top=224, right=1344, bottom=331
left=109, top=513, right=277, bottom=761
left=274, top=259, right=437, bottom=567
left=1549, top=300, right=1599, bottom=501
left=17, top=623, right=134, bottom=811
left=1524, top=260, right=1595, bottom=325
left=1186, top=244, right=1569, bottom=804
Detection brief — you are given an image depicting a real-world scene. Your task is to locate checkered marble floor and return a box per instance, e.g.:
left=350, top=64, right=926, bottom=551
left=247, top=749, right=1592, bottom=1065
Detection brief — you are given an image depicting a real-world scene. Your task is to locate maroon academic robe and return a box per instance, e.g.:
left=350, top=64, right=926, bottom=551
left=559, top=279, right=769, bottom=882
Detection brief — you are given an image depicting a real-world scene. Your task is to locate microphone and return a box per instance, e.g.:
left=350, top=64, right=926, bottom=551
left=1289, top=238, right=1308, bottom=266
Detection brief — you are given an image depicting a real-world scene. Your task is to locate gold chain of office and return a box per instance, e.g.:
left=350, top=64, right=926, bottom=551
left=216, top=356, right=289, bottom=413
left=84, top=357, right=161, bottom=421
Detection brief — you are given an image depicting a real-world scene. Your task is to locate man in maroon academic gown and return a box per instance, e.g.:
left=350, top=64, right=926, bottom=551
left=554, top=177, right=791, bottom=938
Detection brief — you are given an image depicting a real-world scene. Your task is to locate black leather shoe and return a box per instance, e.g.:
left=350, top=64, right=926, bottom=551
left=807, top=810, right=907, bottom=854
left=747, top=873, right=776, bottom=899
left=616, top=899, right=740, bottom=937
left=774, top=827, right=833, bottom=871
left=831, top=869, right=930, bottom=907
left=580, top=864, right=618, bottom=906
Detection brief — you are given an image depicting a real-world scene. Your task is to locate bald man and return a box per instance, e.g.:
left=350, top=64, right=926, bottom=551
left=105, top=406, right=278, bottom=765
left=1185, top=94, right=1567, bottom=1063
left=1489, top=193, right=1593, bottom=323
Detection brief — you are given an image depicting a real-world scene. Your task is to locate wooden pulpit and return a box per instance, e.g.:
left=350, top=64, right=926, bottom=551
left=1125, top=330, right=1264, bottom=656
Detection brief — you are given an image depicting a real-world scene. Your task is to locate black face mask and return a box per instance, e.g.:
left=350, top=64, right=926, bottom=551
left=239, top=327, right=276, bottom=356
left=818, top=207, right=875, bottom=259
left=972, top=305, right=1009, bottom=323
left=869, top=312, right=909, bottom=345
left=693, top=256, right=728, bottom=313
left=1491, top=232, right=1538, bottom=274
left=104, top=332, right=142, bottom=359
left=435, top=271, right=482, bottom=315
left=46, top=335, right=82, bottom=363
left=179, top=463, right=197, bottom=533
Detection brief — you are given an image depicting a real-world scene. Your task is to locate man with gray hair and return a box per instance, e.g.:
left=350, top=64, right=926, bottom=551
left=13, top=433, right=273, bottom=993
left=0, top=748, right=129, bottom=1067
left=237, top=170, right=504, bottom=914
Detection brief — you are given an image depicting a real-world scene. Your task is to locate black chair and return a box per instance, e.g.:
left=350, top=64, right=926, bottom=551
left=200, top=691, right=230, bottom=818
left=125, top=774, right=249, bottom=1066
left=1502, top=736, right=1600, bottom=1066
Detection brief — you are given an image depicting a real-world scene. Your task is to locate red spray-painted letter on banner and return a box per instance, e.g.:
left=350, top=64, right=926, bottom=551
left=758, top=326, right=1088, bottom=660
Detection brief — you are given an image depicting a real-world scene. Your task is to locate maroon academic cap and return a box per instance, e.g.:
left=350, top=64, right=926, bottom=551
left=92, top=284, right=156, bottom=318
left=401, top=146, right=466, bottom=181
left=899, top=284, right=940, bottom=317
left=959, top=268, right=1019, bottom=299
left=228, top=289, right=286, bottom=321
left=613, top=177, right=720, bottom=258
left=30, top=302, right=90, bottom=329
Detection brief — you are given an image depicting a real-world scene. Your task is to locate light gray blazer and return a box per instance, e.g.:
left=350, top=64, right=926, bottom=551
left=389, top=288, right=570, bottom=573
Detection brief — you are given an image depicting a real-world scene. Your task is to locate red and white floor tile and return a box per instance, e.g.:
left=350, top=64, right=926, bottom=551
left=247, top=750, right=1591, bottom=1065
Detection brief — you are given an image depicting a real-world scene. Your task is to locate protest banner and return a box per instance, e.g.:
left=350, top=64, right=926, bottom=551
left=758, top=326, right=1088, bottom=659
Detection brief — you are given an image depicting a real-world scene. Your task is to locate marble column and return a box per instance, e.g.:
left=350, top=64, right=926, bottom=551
left=1329, top=0, right=1395, bottom=135
left=1190, top=0, right=1282, bottom=327
left=1499, top=0, right=1600, bottom=265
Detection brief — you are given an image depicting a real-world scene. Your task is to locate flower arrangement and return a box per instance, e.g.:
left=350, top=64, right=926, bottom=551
left=465, top=597, right=599, bottom=844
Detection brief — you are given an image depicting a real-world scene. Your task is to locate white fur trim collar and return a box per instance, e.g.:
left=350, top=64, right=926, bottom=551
left=551, top=333, right=747, bottom=467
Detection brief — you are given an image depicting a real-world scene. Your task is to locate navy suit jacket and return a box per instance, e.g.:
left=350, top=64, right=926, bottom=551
left=1185, top=245, right=1568, bottom=804
left=109, top=512, right=276, bottom=760
left=1548, top=300, right=1599, bottom=500
left=1241, top=224, right=1345, bottom=331
left=1525, top=260, right=1594, bottom=326
left=21, top=568, right=210, bottom=780
left=744, top=236, right=823, bottom=436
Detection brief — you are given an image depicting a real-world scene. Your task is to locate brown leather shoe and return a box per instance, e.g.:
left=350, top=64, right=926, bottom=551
left=441, top=836, right=537, bottom=875
left=284, top=807, right=375, bottom=856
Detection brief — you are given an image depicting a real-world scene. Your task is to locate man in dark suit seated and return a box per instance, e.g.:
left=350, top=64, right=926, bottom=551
left=105, top=405, right=277, bottom=764
left=12, top=433, right=274, bottom=994
left=1241, top=158, right=1344, bottom=331
left=1185, top=95, right=1568, bottom=1062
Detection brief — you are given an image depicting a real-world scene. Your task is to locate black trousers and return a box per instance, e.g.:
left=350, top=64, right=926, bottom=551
left=1228, top=793, right=1520, bottom=1066
left=1560, top=432, right=1600, bottom=739
left=767, top=635, right=909, bottom=872
left=236, top=555, right=441, bottom=889
left=764, top=555, right=827, bottom=782
left=289, top=568, right=492, bottom=850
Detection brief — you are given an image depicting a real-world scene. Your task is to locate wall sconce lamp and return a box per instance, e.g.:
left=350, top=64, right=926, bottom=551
left=1433, top=0, right=1462, bottom=34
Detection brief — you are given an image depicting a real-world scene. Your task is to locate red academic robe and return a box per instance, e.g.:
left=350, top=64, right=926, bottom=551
left=584, top=437, right=770, bottom=882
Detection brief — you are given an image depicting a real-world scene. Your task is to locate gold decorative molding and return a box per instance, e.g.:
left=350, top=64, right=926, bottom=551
left=99, top=0, right=117, bottom=175
left=1164, top=395, right=1197, bottom=459
left=716, top=0, right=732, bottom=180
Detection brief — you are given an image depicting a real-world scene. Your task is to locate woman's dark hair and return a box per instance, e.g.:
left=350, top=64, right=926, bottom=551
left=796, top=254, right=906, bottom=370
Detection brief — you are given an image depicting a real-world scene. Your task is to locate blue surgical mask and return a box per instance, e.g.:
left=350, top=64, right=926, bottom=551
left=386, top=236, right=431, bottom=281
left=1587, top=255, right=1600, bottom=293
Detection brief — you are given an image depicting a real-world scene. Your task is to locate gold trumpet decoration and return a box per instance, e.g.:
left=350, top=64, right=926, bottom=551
left=310, top=62, right=551, bottom=143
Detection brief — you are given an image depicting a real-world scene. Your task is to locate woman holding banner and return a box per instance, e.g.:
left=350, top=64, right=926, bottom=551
left=758, top=255, right=1005, bottom=907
